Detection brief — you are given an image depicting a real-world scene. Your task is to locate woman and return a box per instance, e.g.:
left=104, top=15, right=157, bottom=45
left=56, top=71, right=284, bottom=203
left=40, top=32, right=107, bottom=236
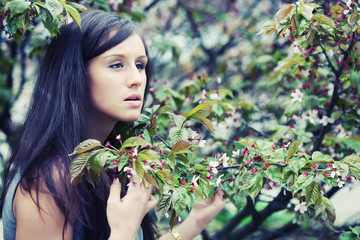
left=1, top=10, right=225, bottom=240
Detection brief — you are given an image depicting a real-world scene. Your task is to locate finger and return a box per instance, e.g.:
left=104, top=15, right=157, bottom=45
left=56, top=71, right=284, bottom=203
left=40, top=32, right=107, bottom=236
left=146, top=184, right=153, bottom=195
left=108, top=178, right=122, bottom=203
left=146, top=195, right=158, bottom=212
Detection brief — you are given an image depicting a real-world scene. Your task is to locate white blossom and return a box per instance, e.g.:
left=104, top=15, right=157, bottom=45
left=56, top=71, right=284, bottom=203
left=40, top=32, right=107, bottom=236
left=220, top=153, right=230, bottom=167
left=294, top=201, right=307, bottom=214
left=319, top=116, right=334, bottom=126
left=306, top=110, right=319, bottom=125
left=337, top=178, right=345, bottom=188
left=331, top=164, right=341, bottom=178
left=191, top=175, right=200, bottom=187
left=198, top=139, right=207, bottom=148
left=232, top=149, right=240, bottom=158
left=291, top=89, right=304, bottom=103
left=210, top=92, right=220, bottom=101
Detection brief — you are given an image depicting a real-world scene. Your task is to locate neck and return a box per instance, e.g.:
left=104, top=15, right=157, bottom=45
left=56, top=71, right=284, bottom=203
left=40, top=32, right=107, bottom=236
left=88, top=113, right=117, bottom=143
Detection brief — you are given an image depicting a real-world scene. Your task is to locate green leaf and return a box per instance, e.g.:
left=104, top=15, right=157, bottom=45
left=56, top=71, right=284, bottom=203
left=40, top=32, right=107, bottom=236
left=341, top=154, right=360, bottom=165
left=306, top=181, right=321, bottom=205
left=64, top=4, right=81, bottom=28
left=89, top=149, right=117, bottom=182
left=158, top=105, right=173, bottom=114
left=173, top=114, right=186, bottom=128
left=236, top=138, right=258, bottom=148
left=348, top=12, right=360, bottom=27
left=156, top=170, right=175, bottom=187
left=183, top=101, right=215, bottom=119
left=172, top=140, right=191, bottom=154
left=45, top=0, right=64, bottom=20
left=295, top=174, right=314, bottom=192
left=284, top=100, right=302, bottom=118
left=350, top=226, right=360, bottom=237
left=248, top=174, right=263, bottom=202
left=5, top=0, right=31, bottom=16
left=199, top=176, right=211, bottom=198
left=121, top=137, right=149, bottom=148
left=350, top=166, right=360, bottom=181
left=70, top=152, right=91, bottom=183
left=269, top=126, right=290, bottom=142
left=288, top=157, right=308, bottom=174
left=172, top=189, right=186, bottom=217
left=322, top=197, right=336, bottom=226
left=138, top=149, right=160, bottom=162
left=339, top=232, right=358, bottom=240
left=69, top=139, right=102, bottom=156
left=275, top=4, right=295, bottom=24
left=135, top=160, right=145, bottom=179
left=155, top=192, right=172, bottom=222
left=264, top=165, right=282, bottom=182
left=200, top=118, right=214, bottom=134
left=313, top=13, right=335, bottom=28
left=117, top=155, right=128, bottom=172
left=143, top=170, right=159, bottom=189
left=169, top=126, right=188, bottom=144
left=334, top=162, right=349, bottom=179
left=235, top=170, right=258, bottom=193
left=350, top=71, right=360, bottom=91
left=287, top=142, right=301, bottom=160
left=311, top=151, right=334, bottom=162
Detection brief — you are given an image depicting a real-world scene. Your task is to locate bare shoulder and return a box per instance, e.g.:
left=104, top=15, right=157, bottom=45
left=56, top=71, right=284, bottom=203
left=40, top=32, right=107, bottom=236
left=13, top=175, right=73, bottom=240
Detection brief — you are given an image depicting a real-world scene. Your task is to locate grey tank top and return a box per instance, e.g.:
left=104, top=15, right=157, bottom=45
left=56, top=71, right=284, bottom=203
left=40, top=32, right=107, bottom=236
left=2, top=173, right=143, bottom=240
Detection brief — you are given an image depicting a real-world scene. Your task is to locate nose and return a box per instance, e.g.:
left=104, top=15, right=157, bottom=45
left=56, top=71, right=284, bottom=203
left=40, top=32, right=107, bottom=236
left=126, top=67, right=143, bottom=88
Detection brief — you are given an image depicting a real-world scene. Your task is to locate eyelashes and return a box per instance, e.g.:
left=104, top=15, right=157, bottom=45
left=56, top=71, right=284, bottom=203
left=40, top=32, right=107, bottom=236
left=108, top=61, right=146, bottom=70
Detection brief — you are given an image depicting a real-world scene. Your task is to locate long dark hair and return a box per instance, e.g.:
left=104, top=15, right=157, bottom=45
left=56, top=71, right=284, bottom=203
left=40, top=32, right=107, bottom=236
left=1, top=10, right=155, bottom=240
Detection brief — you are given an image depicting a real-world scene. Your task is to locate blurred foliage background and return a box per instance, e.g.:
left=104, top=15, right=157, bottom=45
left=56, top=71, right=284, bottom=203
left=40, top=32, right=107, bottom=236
left=1, top=0, right=360, bottom=239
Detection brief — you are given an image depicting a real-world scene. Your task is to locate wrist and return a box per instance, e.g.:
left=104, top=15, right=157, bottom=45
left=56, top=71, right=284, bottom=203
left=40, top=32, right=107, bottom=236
left=174, top=216, right=202, bottom=240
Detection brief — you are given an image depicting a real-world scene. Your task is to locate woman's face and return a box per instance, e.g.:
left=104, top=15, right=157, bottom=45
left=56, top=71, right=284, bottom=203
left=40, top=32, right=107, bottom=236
left=88, top=33, right=148, bottom=125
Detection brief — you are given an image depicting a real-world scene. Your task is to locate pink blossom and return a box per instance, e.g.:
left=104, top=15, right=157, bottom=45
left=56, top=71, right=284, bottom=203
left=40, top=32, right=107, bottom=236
left=303, top=171, right=309, bottom=177
left=250, top=168, right=258, bottom=174
left=264, top=162, right=270, bottom=170
left=180, top=180, right=186, bottom=186
left=311, top=164, right=317, bottom=171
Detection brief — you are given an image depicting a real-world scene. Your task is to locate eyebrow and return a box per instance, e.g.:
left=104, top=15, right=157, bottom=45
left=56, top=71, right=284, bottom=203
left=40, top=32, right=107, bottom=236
left=103, top=54, right=148, bottom=60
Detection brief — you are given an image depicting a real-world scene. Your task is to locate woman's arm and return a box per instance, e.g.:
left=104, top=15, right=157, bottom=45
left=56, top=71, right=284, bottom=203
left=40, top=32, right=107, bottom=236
left=14, top=181, right=73, bottom=240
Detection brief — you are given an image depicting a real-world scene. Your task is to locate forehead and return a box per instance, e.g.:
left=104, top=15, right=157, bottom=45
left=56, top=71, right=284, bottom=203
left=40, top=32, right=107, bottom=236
left=102, top=33, right=146, bottom=56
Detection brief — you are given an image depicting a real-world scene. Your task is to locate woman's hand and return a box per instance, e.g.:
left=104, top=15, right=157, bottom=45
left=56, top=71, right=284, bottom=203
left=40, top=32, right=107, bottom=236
left=186, top=189, right=226, bottom=233
left=107, top=173, right=157, bottom=240
left=161, top=189, right=226, bottom=240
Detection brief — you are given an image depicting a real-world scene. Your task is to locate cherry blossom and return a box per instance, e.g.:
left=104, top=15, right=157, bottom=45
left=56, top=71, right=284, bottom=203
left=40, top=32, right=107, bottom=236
left=191, top=175, right=200, bottom=187
left=232, top=149, right=240, bottom=158
left=306, top=110, right=319, bottom=125
left=198, top=137, right=207, bottom=148
left=331, top=164, right=341, bottom=178
left=319, top=116, right=334, bottom=126
left=220, top=153, right=230, bottom=167
left=337, top=178, right=345, bottom=188
left=291, top=89, right=304, bottom=103
left=294, top=200, right=307, bottom=214
left=210, top=92, right=220, bottom=101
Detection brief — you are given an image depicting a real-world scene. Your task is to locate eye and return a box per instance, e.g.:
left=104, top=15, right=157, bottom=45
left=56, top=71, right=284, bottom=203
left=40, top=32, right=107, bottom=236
left=136, top=61, right=146, bottom=71
left=109, top=61, right=124, bottom=69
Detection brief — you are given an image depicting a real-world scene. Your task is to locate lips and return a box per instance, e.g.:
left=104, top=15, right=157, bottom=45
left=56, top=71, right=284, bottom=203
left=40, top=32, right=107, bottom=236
left=124, top=94, right=141, bottom=101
